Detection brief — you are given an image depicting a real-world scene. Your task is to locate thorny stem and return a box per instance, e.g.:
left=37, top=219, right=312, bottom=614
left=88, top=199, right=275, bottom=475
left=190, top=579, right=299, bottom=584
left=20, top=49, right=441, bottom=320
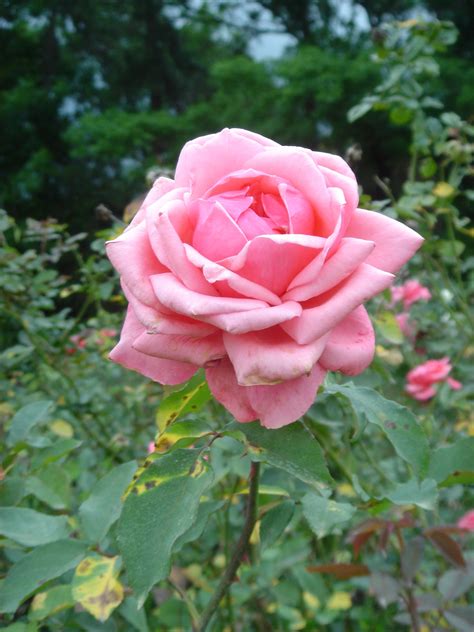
left=197, top=461, right=260, bottom=632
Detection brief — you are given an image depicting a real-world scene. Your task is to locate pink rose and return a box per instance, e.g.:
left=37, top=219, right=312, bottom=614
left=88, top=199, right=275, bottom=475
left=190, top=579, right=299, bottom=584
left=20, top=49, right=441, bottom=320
left=107, top=128, right=422, bottom=428
left=391, top=279, right=431, bottom=309
left=396, top=312, right=415, bottom=340
left=458, top=510, right=474, bottom=531
left=406, top=357, right=462, bottom=401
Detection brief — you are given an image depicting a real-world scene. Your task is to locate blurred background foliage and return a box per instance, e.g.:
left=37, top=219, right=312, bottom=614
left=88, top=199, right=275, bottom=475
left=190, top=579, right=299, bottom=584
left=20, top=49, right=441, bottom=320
left=1, top=0, right=473, bottom=232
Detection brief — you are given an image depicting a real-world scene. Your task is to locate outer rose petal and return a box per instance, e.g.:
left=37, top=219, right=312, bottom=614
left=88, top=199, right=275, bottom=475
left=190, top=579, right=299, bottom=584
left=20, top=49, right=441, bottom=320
left=106, top=221, right=167, bottom=306
left=133, top=331, right=225, bottom=366
left=247, top=364, right=327, bottom=429
left=110, top=307, right=197, bottom=385
left=447, top=377, right=462, bottom=390
left=318, top=306, right=375, bottom=375
left=147, top=199, right=218, bottom=295
left=346, top=208, right=424, bottom=273
left=282, top=263, right=394, bottom=344
left=205, top=357, right=258, bottom=423
left=406, top=384, right=436, bottom=401
left=223, top=328, right=329, bottom=385
left=151, top=273, right=268, bottom=317
left=127, top=176, right=176, bottom=230
left=206, top=358, right=327, bottom=427
left=175, top=128, right=273, bottom=197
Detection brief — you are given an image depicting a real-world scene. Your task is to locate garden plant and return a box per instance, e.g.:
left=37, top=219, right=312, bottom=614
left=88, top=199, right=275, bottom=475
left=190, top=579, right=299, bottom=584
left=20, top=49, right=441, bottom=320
left=0, top=15, right=473, bottom=632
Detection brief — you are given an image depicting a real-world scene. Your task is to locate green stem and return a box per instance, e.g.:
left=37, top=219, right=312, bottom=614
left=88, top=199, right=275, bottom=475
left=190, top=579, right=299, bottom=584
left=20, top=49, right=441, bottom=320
left=197, top=461, right=260, bottom=632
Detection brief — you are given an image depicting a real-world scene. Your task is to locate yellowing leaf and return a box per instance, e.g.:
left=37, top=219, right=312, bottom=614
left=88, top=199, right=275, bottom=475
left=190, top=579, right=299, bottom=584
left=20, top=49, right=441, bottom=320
left=30, top=585, right=74, bottom=620
left=50, top=420, right=74, bottom=438
left=303, top=591, right=320, bottom=611
left=327, top=591, right=352, bottom=610
left=337, top=483, right=356, bottom=498
left=72, top=555, right=124, bottom=622
left=376, top=345, right=404, bottom=366
left=433, top=182, right=455, bottom=198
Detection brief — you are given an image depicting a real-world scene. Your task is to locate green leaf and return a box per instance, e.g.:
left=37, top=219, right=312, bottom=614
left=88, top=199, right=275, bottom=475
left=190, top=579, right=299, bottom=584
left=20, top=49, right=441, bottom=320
left=347, top=99, right=374, bottom=123
left=438, top=569, right=474, bottom=601
left=0, top=539, right=88, bottom=613
left=29, top=585, right=74, bottom=620
left=173, top=500, right=224, bottom=553
left=79, top=461, right=137, bottom=543
left=385, top=479, right=438, bottom=510
left=327, top=385, right=429, bottom=477
left=260, top=500, right=295, bottom=550
left=236, top=421, right=332, bottom=486
left=0, top=507, right=70, bottom=547
left=0, top=477, right=25, bottom=506
left=26, top=464, right=71, bottom=510
left=154, top=419, right=212, bottom=453
left=72, top=554, right=124, bottom=622
left=444, top=607, right=474, bottom=632
left=374, top=311, right=403, bottom=344
left=428, top=438, right=474, bottom=483
left=156, top=373, right=211, bottom=431
left=31, top=439, right=82, bottom=469
left=302, top=493, right=356, bottom=538
left=117, top=449, right=213, bottom=606
left=119, top=596, right=149, bottom=632
left=7, top=401, right=53, bottom=447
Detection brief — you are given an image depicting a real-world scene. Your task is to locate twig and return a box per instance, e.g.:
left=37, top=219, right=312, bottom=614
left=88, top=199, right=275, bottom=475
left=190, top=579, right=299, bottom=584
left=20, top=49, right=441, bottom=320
left=197, top=461, right=260, bottom=632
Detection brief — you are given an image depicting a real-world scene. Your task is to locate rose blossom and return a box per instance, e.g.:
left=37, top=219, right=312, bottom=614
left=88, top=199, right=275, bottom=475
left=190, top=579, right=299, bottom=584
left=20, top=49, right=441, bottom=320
left=396, top=312, right=415, bottom=340
left=391, top=279, right=431, bottom=309
left=406, top=357, right=462, bottom=401
left=107, top=128, right=423, bottom=428
left=457, top=510, right=474, bottom=531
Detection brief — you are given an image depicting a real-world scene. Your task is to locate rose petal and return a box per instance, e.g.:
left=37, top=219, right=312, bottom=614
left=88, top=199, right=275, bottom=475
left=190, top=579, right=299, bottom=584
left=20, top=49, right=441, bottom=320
left=282, top=263, right=394, bottom=344
left=147, top=199, right=218, bottom=295
left=318, top=306, right=375, bottom=375
left=106, top=220, right=167, bottom=306
left=110, top=307, right=196, bottom=385
left=191, top=200, right=248, bottom=260
left=247, top=364, right=327, bottom=429
left=150, top=272, right=269, bottom=318
left=175, top=128, right=273, bottom=197
left=206, top=357, right=258, bottom=423
left=204, top=301, right=301, bottom=334
left=246, top=147, right=334, bottom=235
left=184, top=244, right=282, bottom=305
left=222, top=233, right=326, bottom=296
left=447, top=377, right=462, bottom=390
left=127, top=177, right=177, bottom=230
left=224, top=328, right=329, bottom=385
left=346, top=208, right=424, bottom=273
left=284, top=237, right=375, bottom=302
left=133, top=331, right=225, bottom=366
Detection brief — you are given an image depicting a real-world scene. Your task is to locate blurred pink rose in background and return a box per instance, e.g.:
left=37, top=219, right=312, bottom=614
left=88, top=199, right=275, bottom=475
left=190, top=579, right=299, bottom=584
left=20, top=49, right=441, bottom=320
left=406, top=356, right=462, bottom=401
left=107, top=128, right=422, bottom=428
left=395, top=312, right=415, bottom=340
left=457, top=510, right=474, bottom=531
left=391, top=279, right=431, bottom=309
left=147, top=441, right=155, bottom=454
